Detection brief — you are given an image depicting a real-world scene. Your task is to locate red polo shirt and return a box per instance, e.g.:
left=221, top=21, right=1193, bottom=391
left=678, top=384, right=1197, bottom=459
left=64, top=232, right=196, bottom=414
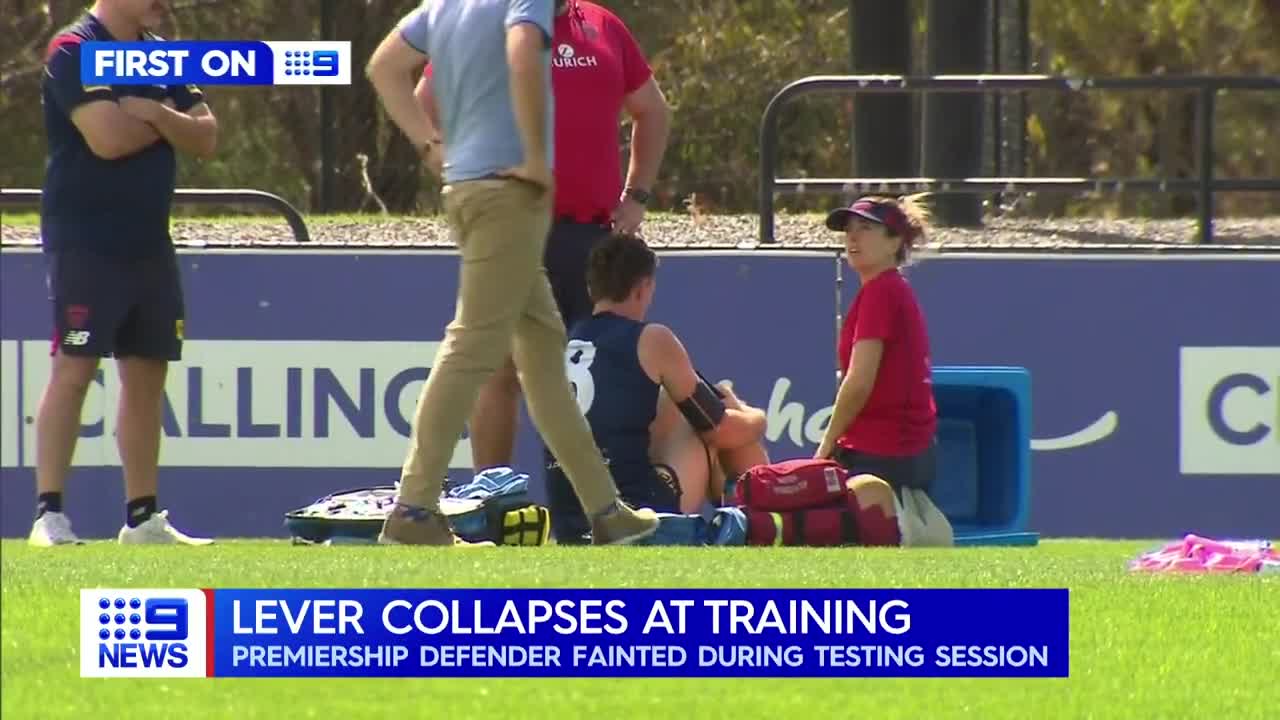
left=423, top=1, right=651, bottom=221
left=836, top=269, right=937, bottom=457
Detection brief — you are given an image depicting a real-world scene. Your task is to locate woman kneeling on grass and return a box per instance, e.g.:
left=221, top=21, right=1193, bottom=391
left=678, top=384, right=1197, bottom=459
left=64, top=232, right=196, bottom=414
left=814, top=194, right=953, bottom=546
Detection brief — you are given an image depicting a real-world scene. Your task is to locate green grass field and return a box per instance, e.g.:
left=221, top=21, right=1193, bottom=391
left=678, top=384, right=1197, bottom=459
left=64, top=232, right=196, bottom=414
left=2, top=539, right=1274, bottom=719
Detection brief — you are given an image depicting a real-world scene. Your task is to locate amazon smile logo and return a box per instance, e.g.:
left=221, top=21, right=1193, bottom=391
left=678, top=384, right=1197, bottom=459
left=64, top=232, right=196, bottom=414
left=761, top=377, right=1118, bottom=451
left=1029, top=411, right=1118, bottom=451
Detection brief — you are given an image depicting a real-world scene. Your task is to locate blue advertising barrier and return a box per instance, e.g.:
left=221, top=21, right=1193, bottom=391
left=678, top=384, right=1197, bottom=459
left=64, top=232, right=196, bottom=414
left=2, top=248, right=1277, bottom=540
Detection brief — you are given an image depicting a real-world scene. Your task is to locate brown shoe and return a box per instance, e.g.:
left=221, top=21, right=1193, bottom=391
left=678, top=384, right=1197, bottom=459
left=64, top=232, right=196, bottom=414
left=378, top=504, right=495, bottom=547
left=590, top=500, right=660, bottom=546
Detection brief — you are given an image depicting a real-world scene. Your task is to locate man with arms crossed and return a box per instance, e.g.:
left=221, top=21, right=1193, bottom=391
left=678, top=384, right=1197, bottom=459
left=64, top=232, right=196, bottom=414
left=366, top=0, right=660, bottom=546
left=29, top=0, right=218, bottom=546
left=414, top=0, right=671, bottom=473
left=547, top=233, right=771, bottom=543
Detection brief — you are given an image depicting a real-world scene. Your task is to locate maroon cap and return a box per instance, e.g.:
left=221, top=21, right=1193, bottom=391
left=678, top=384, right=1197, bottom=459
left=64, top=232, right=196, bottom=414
left=825, top=198, right=909, bottom=238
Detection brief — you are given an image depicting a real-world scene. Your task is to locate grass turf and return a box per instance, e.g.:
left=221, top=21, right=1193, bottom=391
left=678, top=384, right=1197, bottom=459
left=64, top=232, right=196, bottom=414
left=2, top=539, right=1274, bottom=719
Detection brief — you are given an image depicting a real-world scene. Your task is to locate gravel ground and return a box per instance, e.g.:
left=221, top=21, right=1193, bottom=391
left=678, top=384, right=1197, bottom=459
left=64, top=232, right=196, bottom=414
left=4, top=213, right=1280, bottom=252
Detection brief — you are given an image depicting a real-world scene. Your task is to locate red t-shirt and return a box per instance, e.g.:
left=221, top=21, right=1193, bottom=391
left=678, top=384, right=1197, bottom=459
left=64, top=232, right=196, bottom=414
left=836, top=269, right=937, bottom=457
left=423, top=1, right=652, bottom=221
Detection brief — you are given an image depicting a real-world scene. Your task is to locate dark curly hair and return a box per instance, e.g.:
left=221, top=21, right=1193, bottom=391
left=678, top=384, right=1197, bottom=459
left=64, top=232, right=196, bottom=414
left=586, top=233, right=658, bottom=303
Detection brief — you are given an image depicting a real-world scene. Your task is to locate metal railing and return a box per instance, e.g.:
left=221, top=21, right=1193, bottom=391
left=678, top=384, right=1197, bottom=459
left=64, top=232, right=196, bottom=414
left=1, top=188, right=311, bottom=244
left=759, top=74, right=1280, bottom=245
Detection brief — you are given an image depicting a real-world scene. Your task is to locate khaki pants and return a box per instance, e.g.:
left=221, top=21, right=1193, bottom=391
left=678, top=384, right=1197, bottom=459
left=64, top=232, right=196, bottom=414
left=397, top=178, right=618, bottom=517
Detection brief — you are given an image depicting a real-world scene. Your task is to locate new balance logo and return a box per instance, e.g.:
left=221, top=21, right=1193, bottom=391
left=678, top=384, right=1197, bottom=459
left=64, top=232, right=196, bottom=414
left=63, top=331, right=91, bottom=346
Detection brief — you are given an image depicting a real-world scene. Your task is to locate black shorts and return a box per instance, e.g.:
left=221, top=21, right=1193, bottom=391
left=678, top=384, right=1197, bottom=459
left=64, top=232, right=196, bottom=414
left=543, top=219, right=612, bottom=331
left=547, top=462, right=682, bottom=545
left=46, top=249, right=185, bottom=360
left=832, top=440, right=938, bottom=494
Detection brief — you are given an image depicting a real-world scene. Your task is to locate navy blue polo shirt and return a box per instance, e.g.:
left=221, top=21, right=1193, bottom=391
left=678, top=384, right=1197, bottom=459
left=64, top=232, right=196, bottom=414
left=40, top=13, right=206, bottom=258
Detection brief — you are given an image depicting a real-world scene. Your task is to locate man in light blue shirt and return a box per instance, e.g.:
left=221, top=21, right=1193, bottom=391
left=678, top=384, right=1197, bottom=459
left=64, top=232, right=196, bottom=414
left=395, top=0, right=554, bottom=185
left=366, top=0, right=659, bottom=547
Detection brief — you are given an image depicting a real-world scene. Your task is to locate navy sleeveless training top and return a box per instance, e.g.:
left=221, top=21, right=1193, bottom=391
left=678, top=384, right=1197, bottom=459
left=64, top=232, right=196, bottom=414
left=545, top=311, right=677, bottom=531
left=565, top=311, right=659, bottom=472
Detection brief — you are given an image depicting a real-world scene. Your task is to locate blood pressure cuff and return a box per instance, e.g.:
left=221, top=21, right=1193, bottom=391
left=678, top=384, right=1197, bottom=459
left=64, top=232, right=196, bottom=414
left=678, top=370, right=727, bottom=432
left=696, top=370, right=726, bottom=399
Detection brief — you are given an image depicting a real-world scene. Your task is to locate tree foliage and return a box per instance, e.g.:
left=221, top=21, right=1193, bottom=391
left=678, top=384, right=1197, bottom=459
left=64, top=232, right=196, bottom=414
left=1, top=0, right=1276, bottom=218
left=1027, top=0, right=1280, bottom=216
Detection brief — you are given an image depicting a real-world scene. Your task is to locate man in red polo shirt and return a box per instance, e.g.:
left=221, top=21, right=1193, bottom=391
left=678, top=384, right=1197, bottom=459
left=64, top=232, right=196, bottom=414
left=414, top=0, right=672, bottom=473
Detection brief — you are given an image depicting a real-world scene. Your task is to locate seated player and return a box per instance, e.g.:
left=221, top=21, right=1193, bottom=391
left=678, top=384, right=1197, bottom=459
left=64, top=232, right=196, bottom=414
left=544, top=233, right=770, bottom=543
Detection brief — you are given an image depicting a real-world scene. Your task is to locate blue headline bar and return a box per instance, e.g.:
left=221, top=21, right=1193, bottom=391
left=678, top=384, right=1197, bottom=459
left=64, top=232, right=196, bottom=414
left=209, top=588, right=1070, bottom=678
left=81, top=41, right=274, bottom=85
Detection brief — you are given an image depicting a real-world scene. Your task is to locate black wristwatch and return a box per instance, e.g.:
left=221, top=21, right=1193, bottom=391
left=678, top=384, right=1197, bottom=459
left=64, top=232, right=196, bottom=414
left=623, top=187, right=651, bottom=206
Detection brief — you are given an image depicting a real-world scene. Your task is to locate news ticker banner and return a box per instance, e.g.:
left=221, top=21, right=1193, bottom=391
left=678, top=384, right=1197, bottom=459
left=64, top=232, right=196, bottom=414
left=81, top=588, right=1069, bottom=679
left=80, top=41, right=351, bottom=86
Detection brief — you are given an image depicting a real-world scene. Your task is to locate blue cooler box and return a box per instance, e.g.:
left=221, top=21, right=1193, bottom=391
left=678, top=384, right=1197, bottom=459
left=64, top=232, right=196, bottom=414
left=931, top=366, right=1038, bottom=547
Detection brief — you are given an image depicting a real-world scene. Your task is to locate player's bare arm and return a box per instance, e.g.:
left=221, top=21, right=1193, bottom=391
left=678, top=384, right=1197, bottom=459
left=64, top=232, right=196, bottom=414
left=638, top=323, right=765, bottom=449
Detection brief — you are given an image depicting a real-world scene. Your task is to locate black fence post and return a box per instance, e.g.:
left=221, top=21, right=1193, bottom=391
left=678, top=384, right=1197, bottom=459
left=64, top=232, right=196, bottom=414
left=850, top=0, right=914, bottom=184
left=923, top=0, right=988, bottom=227
left=319, top=0, right=335, bottom=214
left=1196, top=84, right=1217, bottom=245
left=758, top=88, right=783, bottom=244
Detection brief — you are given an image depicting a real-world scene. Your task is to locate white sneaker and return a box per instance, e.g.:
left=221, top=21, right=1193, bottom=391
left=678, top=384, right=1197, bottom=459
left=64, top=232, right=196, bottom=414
left=117, top=510, right=215, bottom=546
left=29, top=512, right=84, bottom=546
left=895, top=488, right=955, bottom=547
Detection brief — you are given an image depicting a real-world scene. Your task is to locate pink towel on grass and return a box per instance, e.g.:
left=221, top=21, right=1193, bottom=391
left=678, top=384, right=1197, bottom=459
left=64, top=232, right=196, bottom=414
left=1129, top=534, right=1280, bottom=574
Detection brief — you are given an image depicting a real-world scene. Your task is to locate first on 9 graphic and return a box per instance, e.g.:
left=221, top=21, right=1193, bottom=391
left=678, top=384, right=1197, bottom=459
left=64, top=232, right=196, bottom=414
left=79, top=41, right=351, bottom=86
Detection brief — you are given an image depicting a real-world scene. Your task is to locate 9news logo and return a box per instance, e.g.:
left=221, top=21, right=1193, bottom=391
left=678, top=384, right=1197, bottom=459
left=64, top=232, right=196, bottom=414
left=80, top=589, right=208, bottom=678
